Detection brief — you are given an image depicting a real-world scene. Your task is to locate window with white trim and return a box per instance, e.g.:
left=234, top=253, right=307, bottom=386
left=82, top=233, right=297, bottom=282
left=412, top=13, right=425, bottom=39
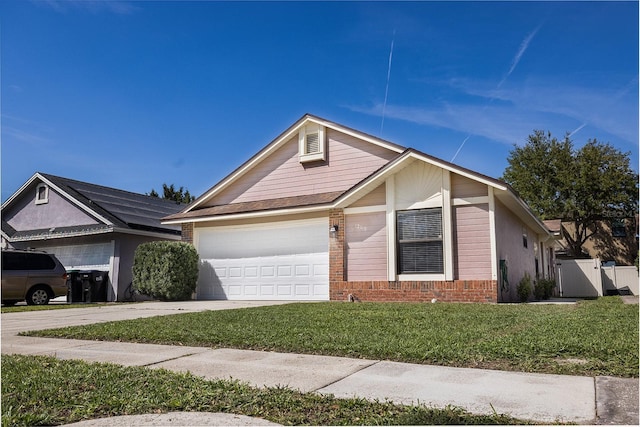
left=396, top=208, right=444, bottom=274
left=298, top=124, right=326, bottom=163
left=35, top=183, right=49, bottom=205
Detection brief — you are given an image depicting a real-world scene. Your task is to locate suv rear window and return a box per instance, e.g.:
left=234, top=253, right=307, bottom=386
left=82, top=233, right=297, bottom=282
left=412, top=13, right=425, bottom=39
left=2, top=252, right=56, bottom=270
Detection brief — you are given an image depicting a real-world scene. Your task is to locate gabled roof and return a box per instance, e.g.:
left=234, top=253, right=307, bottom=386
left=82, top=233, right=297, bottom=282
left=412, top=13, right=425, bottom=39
left=2, top=172, right=183, bottom=239
left=184, top=113, right=406, bottom=213
left=163, top=115, right=551, bottom=239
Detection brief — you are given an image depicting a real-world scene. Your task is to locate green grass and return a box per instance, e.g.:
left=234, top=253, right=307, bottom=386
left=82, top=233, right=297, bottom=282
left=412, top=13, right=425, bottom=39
left=1, top=354, right=525, bottom=426
left=26, top=297, right=639, bottom=377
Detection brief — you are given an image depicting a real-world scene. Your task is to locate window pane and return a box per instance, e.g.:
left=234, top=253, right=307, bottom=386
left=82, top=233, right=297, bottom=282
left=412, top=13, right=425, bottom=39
left=396, top=208, right=444, bottom=274
left=399, top=241, right=443, bottom=273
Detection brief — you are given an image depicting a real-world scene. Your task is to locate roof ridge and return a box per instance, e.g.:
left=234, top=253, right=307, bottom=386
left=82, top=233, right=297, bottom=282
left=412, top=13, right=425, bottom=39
left=39, top=172, right=184, bottom=206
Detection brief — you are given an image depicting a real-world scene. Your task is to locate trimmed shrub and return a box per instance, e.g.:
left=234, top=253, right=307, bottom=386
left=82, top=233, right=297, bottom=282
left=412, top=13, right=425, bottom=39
left=517, top=272, right=532, bottom=303
left=534, top=278, right=556, bottom=300
left=133, top=241, right=199, bottom=301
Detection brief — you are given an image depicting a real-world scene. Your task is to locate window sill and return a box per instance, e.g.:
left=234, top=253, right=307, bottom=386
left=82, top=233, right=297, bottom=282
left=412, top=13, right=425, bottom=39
left=299, top=152, right=325, bottom=163
left=398, top=273, right=445, bottom=281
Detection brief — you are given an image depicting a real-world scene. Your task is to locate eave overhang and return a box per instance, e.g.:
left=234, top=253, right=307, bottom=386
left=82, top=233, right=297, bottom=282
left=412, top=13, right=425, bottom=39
left=164, top=147, right=550, bottom=242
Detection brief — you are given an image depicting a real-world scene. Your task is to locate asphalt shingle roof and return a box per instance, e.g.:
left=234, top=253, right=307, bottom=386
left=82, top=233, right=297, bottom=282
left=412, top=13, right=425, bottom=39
left=39, top=173, right=183, bottom=234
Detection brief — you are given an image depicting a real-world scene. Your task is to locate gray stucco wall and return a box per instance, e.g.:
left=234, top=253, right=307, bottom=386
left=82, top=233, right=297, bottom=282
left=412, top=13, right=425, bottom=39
left=4, top=183, right=99, bottom=231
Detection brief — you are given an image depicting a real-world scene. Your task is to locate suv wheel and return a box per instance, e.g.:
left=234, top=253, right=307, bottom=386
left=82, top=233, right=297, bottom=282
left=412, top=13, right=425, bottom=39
left=26, top=286, right=51, bottom=305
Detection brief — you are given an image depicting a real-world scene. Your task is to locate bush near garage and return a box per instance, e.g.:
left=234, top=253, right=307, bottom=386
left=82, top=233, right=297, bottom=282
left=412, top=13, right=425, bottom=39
left=133, top=241, right=199, bottom=301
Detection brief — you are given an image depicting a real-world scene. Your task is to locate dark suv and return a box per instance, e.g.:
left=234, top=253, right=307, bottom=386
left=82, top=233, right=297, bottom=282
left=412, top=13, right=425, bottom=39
left=1, top=249, right=68, bottom=306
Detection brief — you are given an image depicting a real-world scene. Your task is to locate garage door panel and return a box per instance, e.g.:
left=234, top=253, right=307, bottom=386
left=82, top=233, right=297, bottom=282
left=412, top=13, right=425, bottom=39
left=196, top=219, right=329, bottom=300
left=296, top=265, right=310, bottom=276
left=42, top=243, right=112, bottom=271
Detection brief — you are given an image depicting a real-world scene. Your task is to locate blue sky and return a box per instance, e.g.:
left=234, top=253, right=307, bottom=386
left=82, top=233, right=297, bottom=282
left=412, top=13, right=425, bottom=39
left=2, top=1, right=638, bottom=202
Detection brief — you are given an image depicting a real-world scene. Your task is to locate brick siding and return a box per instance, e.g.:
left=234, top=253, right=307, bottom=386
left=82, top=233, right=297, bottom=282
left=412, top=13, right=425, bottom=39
left=181, top=223, right=194, bottom=244
left=330, top=280, right=498, bottom=303
left=329, top=208, right=346, bottom=282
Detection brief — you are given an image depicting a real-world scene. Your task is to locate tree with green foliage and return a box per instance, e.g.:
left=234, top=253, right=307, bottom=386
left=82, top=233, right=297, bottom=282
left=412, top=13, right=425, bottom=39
left=148, top=183, right=195, bottom=204
left=502, top=130, right=638, bottom=259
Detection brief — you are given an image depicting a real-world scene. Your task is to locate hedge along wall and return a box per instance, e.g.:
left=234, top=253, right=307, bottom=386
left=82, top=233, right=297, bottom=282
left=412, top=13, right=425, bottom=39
left=133, top=241, right=199, bottom=301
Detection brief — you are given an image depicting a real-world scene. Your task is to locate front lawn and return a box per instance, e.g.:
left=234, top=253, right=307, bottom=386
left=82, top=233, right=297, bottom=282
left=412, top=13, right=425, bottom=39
left=1, top=354, right=524, bottom=426
left=26, top=297, right=639, bottom=377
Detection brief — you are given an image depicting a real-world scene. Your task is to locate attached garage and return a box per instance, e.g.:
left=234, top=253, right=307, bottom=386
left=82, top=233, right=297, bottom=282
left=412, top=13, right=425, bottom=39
left=195, top=218, right=329, bottom=300
left=42, top=242, right=114, bottom=272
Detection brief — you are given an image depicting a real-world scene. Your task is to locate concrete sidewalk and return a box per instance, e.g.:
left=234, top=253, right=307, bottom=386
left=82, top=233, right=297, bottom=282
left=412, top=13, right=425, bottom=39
left=2, top=301, right=638, bottom=425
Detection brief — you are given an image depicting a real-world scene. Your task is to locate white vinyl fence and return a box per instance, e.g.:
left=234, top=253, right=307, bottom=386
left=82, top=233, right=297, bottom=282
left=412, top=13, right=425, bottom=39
left=601, top=265, right=639, bottom=296
left=556, top=259, right=638, bottom=297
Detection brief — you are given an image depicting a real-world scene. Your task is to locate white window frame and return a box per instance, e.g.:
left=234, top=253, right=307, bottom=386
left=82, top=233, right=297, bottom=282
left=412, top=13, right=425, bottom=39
left=35, top=183, right=49, bottom=205
left=396, top=208, right=445, bottom=276
left=298, top=124, right=326, bottom=163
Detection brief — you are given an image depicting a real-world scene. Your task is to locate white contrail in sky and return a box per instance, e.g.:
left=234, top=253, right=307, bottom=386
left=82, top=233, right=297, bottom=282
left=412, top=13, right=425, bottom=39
left=452, top=25, right=542, bottom=162
left=498, top=25, right=541, bottom=88
left=380, top=29, right=396, bottom=135
left=569, top=122, right=587, bottom=138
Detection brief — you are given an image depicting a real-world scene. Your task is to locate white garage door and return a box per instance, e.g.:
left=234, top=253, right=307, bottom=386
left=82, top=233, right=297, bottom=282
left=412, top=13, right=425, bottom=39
left=196, top=218, right=329, bottom=300
left=39, top=242, right=113, bottom=272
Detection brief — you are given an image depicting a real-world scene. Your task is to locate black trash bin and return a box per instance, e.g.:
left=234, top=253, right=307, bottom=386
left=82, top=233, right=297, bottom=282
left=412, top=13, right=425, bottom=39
left=67, top=271, right=84, bottom=303
left=91, top=271, right=108, bottom=302
left=79, top=270, right=108, bottom=303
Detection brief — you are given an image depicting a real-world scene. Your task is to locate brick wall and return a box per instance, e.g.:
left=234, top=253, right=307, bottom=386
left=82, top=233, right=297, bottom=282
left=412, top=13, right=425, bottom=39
left=330, top=280, right=498, bottom=303
left=181, top=223, right=194, bottom=244
left=329, top=208, right=345, bottom=282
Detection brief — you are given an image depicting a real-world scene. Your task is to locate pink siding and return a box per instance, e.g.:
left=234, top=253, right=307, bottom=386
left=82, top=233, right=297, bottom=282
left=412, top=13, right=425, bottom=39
left=454, top=204, right=492, bottom=280
left=494, top=199, right=537, bottom=302
left=346, top=212, right=387, bottom=281
left=451, top=174, right=488, bottom=198
left=349, top=183, right=386, bottom=208
left=209, top=129, right=398, bottom=206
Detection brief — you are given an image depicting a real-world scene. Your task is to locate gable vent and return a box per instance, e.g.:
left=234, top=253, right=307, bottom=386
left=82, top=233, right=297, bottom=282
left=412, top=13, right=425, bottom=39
left=299, top=124, right=326, bottom=163
left=305, top=132, right=320, bottom=154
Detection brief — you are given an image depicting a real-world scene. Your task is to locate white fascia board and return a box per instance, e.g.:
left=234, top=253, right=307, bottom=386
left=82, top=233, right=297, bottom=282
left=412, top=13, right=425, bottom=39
left=162, top=204, right=331, bottom=225
left=336, top=151, right=509, bottom=209
left=407, top=152, right=508, bottom=191
left=334, top=154, right=415, bottom=208
left=2, top=173, right=113, bottom=226
left=1, top=173, right=40, bottom=209
left=308, top=117, right=405, bottom=154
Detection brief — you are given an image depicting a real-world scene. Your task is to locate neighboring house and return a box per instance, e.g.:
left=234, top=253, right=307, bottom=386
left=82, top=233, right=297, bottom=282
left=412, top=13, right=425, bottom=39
left=164, top=114, right=554, bottom=303
left=544, top=217, right=638, bottom=266
left=1, top=172, right=183, bottom=301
